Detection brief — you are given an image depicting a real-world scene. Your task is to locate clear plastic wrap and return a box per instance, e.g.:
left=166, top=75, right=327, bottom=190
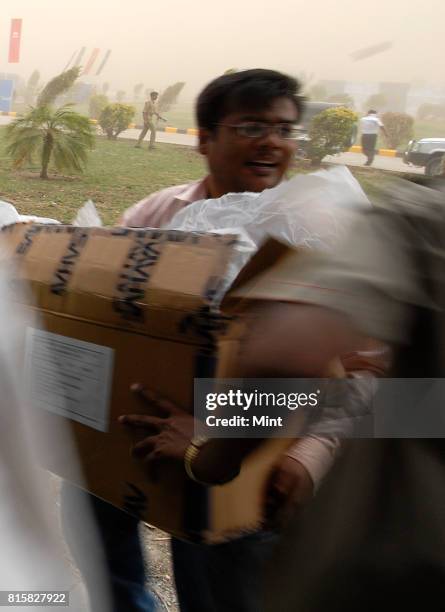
left=166, top=166, right=370, bottom=287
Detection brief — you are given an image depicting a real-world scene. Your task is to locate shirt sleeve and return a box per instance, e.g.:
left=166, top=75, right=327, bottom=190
left=286, top=435, right=340, bottom=490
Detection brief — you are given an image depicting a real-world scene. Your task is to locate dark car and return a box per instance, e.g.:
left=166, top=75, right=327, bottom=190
left=403, top=138, right=445, bottom=176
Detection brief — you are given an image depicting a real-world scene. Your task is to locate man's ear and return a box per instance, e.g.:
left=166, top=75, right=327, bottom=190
left=198, top=128, right=211, bottom=155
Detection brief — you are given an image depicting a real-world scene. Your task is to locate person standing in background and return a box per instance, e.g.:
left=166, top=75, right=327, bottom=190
left=359, top=110, right=388, bottom=166
left=135, top=91, right=166, bottom=150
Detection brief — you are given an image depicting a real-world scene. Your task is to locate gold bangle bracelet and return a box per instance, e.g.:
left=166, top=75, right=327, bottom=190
left=184, top=437, right=209, bottom=484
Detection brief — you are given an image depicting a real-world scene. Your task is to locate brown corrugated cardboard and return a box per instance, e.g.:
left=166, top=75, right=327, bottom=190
left=1, top=224, right=293, bottom=543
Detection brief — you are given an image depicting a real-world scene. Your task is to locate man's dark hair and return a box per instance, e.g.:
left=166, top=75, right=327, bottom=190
left=151, top=91, right=159, bottom=98
left=196, top=69, right=304, bottom=130
left=368, top=109, right=377, bottom=114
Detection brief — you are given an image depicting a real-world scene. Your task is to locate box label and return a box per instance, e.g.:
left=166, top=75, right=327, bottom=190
left=25, top=328, right=114, bottom=432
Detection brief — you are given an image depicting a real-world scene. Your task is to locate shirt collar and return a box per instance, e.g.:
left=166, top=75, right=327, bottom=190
left=176, top=177, right=209, bottom=204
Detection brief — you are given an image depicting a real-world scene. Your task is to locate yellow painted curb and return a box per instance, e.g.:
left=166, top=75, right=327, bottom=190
left=378, top=148, right=397, bottom=157
left=187, top=128, right=198, bottom=136
left=128, top=123, right=136, bottom=129
left=9, top=111, right=16, bottom=117
left=90, top=119, right=98, bottom=124
left=165, top=126, right=178, bottom=133
left=348, top=145, right=397, bottom=157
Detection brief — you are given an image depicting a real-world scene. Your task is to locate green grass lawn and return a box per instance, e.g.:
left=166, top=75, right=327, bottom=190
left=0, top=131, right=206, bottom=225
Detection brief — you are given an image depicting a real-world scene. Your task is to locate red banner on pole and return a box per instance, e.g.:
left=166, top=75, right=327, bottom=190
left=83, top=48, right=100, bottom=75
left=8, top=19, right=22, bottom=63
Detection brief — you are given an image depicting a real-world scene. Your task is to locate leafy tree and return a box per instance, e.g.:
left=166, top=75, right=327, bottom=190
left=89, top=94, right=109, bottom=119
left=381, top=112, right=414, bottom=149
left=116, top=90, right=126, bottom=103
left=24, top=70, right=40, bottom=106
left=37, top=66, right=81, bottom=108
left=99, top=103, right=135, bottom=140
left=363, top=93, right=387, bottom=112
left=307, top=107, right=358, bottom=164
left=308, top=83, right=327, bottom=101
left=4, top=105, right=95, bottom=179
left=158, top=82, right=185, bottom=112
left=327, top=93, right=355, bottom=108
left=417, top=103, right=445, bottom=121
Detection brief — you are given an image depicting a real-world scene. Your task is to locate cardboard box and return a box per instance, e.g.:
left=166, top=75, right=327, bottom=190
left=1, top=223, right=293, bottom=543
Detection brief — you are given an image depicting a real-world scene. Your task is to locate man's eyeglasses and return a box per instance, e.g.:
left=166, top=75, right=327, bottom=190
left=215, top=122, right=300, bottom=140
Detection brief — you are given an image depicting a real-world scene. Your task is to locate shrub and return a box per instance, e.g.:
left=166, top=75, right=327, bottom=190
left=89, top=94, right=109, bottom=119
left=99, top=103, right=135, bottom=139
left=381, top=112, right=414, bottom=149
left=307, top=107, right=358, bottom=164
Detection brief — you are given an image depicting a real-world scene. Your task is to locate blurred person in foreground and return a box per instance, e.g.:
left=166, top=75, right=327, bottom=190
left=359, top=109, right=388, bottom=166
left=125, top=177, right=445, bottom=610
left=0, top=252, right=111, bottom=611
left=118, top=69, right=387, bottom=612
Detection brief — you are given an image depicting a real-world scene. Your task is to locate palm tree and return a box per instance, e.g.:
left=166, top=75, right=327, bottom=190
left=4, top=105, right=95, bottom=179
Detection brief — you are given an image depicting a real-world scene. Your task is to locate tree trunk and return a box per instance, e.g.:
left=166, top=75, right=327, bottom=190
left=40, top=132, right=53, bottom=179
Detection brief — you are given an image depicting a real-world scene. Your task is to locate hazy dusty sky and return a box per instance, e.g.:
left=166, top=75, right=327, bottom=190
left=2, top=0, right=444, bottom=97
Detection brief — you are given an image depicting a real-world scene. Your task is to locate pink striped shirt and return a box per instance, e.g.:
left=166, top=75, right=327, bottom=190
left=120, top=178, right=209, bottom=228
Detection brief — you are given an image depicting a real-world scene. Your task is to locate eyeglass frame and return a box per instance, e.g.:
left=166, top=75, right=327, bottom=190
left=214, top=122, right=302, bottom=140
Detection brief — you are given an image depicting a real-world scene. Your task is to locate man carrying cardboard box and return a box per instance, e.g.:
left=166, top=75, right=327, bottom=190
left=63, top=69, right=385, bottom=612
left=122, top=69, right=326, bottom=612
left=121, top=69, right=388, bottom=612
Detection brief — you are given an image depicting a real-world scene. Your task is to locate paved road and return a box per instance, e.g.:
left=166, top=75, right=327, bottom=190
left=0, top=116, right=424, bottom=175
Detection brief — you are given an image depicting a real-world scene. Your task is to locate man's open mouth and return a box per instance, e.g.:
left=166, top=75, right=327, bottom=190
left=246, top=160, right=278, bottom=168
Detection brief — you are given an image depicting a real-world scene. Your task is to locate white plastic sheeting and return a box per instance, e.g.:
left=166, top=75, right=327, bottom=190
left=0, top=200, right=60, bottom=227
left=166, top=166, right=370, bottom=288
